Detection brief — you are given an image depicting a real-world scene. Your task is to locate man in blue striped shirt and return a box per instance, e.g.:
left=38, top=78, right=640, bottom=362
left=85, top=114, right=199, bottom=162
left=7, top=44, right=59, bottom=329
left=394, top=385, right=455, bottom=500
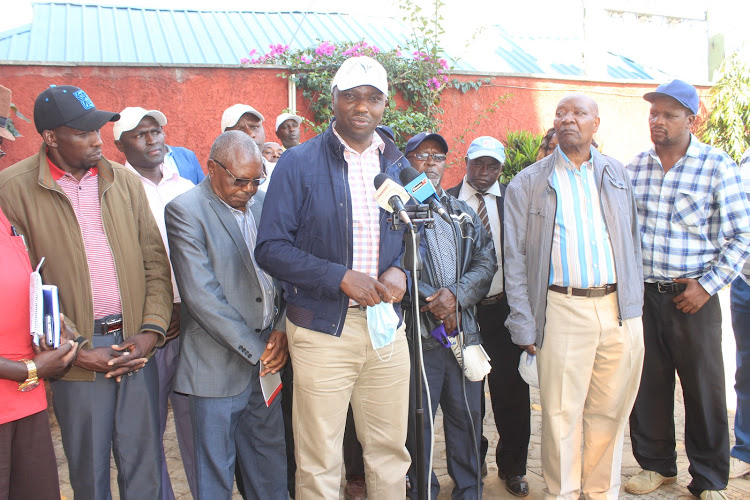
left=625, top=80, right=750, bottom=500
left=504, top=94, right=644, bottom=499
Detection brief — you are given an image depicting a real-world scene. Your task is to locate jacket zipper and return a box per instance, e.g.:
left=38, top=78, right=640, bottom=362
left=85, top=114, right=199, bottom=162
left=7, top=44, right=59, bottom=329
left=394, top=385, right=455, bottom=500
left=598, top=166, right=623, bottom=326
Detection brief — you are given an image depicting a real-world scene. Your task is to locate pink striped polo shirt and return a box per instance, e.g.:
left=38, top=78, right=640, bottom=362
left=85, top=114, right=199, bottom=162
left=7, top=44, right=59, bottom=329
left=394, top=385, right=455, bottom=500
left=48, top=158, right=123, bottom=318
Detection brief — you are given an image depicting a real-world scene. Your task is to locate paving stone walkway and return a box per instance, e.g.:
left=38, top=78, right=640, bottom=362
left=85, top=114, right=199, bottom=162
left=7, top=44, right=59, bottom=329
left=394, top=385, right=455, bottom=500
left=53, top=289, right=748, bottom=499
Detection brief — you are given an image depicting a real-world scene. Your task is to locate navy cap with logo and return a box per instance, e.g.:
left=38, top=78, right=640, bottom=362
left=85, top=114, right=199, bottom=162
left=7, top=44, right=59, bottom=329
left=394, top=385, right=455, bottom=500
left=34, top=85, right=120, bottom=134
left=405, top=132, right=448, bottom=157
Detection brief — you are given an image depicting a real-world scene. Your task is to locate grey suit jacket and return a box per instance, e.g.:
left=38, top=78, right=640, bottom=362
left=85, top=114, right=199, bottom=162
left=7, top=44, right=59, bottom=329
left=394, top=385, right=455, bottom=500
left=165, top=178, right=284, bottom=397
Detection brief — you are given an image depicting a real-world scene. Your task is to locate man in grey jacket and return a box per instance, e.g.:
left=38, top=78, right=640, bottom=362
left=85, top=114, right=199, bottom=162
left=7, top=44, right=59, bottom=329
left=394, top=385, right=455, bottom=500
left=503, top=94, right=644, bottom=499
left=165, top=131, right=288, bottom=499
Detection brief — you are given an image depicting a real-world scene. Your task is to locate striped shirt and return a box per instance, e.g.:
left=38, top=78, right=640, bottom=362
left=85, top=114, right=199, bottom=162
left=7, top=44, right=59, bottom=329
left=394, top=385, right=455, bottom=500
left=220, top=197, right=276, bottom=329
left=332, top=124, right=384, bottom=305
left=48, top=158, right=122, bottom=318
left=549, top=147, right=617, bottom=288
left=457, top=177, right=504, bottom=295
left=627, top=135, right=750, bottom=296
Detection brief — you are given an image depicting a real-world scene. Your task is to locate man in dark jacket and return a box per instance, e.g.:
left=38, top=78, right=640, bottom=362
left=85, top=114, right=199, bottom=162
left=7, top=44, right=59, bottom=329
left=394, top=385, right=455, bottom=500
left=256, top=56, right=411, bottom=499
left=448, top=136, right=531, bottom=497
left=403, top=132, right=496, bottom=499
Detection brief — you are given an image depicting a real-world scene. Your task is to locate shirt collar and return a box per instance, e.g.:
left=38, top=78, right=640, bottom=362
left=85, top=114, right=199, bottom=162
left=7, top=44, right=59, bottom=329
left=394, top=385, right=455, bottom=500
left=218, top=195, right=255, bottom=216
left=124, top=159, right=180, bottom=185
left=647, top=133, right=700, bottom=164
left=557, top=145, right=595, bottom=171
left=460, top=175, right=502, bottom=197
left=46, top=152, right=98, bottom=181
left=331, top=121, right=385, bottom=155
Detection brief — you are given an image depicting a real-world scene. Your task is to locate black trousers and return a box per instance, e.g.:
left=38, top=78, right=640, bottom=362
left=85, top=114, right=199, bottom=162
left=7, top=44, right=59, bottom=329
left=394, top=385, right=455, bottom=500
left=629, top=286, right=729, bottom=494
left=478, top=296, right=530, bottom=477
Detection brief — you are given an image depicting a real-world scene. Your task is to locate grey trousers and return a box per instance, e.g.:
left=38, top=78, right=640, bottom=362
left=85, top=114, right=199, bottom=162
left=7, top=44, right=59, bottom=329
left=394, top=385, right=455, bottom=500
left=155, top=337, right=197, bottom=500
left=51, top=331, right=162, bottom=500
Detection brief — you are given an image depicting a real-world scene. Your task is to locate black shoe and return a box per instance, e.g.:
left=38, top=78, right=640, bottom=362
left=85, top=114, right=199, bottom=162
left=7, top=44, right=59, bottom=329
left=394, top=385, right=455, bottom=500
left=499, top=472, right=529, bottom=497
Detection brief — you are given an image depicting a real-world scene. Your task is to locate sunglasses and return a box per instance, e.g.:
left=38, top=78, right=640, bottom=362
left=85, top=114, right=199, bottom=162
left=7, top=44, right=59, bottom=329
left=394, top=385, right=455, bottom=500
left=212, top=158, right=266, bottom=187
left=410, top=153, right=447, bottom=162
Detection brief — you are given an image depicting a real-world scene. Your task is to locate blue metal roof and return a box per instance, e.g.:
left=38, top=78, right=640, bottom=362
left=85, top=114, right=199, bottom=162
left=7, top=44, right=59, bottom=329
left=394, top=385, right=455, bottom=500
left=0, top=2, right=664, bottom=80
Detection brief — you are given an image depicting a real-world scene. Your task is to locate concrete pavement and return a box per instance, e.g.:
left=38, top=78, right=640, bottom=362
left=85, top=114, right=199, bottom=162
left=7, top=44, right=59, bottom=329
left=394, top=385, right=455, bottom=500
left=53, top=288, right=749, bottom=499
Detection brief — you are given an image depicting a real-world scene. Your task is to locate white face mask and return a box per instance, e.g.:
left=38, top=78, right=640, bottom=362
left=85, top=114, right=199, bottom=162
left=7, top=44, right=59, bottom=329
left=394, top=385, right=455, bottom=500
left=366, top=302, right=399, bottom=360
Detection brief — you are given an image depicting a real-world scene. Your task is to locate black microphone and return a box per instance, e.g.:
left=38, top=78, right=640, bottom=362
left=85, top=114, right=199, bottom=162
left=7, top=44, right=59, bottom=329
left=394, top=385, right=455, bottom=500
left=373, top=173, right=414, bottom=232
left=399, top=166, right=452, bottom=223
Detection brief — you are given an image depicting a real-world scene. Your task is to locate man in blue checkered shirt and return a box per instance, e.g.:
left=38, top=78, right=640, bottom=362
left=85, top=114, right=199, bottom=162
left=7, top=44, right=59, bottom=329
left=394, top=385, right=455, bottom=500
left=624, top=80, right=750, bottom=500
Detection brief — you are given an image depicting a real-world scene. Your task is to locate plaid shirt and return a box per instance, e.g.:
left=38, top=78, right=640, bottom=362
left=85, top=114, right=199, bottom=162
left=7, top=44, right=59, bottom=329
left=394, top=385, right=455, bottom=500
left=627, top=135, right=750, bottom=296
left=332, top=125, right=384, bottom=305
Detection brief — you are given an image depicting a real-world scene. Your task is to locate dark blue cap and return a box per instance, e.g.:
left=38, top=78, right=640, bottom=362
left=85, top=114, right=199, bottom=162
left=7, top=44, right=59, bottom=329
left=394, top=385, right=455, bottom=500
left=643, top=79, right=699, bottom=115
left=404, top=132, right=448, bottom=157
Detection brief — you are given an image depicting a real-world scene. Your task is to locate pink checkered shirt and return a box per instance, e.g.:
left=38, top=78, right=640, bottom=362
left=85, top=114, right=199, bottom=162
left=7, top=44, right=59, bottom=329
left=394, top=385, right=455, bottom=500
left=333, top=125, right=384, bottom=305
left=48, top=158, right=123, bottom=318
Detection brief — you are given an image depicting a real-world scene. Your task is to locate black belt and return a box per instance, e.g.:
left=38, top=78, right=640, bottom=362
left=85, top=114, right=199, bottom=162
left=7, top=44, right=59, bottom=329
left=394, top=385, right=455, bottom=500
left=93, top=314, right=123, bottom=335
left=548, top=284, right=617, bottom=298
left=480, top=292, right=505, bottom=306
left=645, top=281, right=688, bottom=294
left=348, top=305, right=367, bottom=311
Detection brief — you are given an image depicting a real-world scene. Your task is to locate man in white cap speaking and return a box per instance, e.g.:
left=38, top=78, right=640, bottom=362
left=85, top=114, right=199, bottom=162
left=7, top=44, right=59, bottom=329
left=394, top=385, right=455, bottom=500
left=256, top=56, right=412, bottom=499
left=275, top=112, right=302, bottom=150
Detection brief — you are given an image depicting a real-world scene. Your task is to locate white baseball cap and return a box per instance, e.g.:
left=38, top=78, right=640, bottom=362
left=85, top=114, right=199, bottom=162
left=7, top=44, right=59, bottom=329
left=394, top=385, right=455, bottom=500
left=221, top=104, right=265, bottom=133
left=275, top=113, right=302, bottom=132
left=113, top=107, right=167, bottom=140
left=330, top=56, right=388, bottom=96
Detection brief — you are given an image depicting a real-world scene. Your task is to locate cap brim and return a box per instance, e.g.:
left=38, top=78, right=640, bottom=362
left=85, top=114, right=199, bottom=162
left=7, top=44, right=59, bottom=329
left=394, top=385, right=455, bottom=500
left=66, top=109, right=120, bottom=131
left=0, top=126, right=15, bottom=141
left=468, top=149, right=505, bottom=164
left=643, top=92, right=695, bottom=113
left=405, top=133, right=448, bottom=156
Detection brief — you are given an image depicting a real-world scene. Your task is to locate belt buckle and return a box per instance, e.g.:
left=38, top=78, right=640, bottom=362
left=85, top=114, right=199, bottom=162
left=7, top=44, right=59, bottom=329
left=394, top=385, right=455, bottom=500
left=586, top=286, right=608, bottom=298
left=103, top=316, right=123, bottom=334
left=656, top=282, right=674, bottom=293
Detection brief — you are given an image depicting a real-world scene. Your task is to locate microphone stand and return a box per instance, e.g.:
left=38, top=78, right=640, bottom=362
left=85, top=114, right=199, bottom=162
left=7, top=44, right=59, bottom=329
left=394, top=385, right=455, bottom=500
left=391, top=204, right=432, bottom=500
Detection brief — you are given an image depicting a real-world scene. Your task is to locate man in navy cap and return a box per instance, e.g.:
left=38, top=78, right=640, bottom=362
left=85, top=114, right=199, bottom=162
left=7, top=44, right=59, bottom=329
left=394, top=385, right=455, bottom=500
left=404, top=131, right=496, bottom=499
left=0, top=85, right=173, bottom=500
left=625, top=80, right=750, bottom=500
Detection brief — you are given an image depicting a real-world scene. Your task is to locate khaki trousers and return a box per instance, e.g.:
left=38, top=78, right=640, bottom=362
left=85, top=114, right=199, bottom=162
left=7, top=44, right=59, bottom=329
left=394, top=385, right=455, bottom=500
left=287, top=309, right=411, bottom=499
left=538, top=291, right=644, bottom=500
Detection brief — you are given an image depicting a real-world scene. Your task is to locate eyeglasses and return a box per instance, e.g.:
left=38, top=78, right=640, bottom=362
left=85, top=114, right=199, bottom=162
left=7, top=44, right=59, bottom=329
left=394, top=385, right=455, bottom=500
left=409, top=153, right=447, bottom=162
left=212, top=158, right=266, bottom=187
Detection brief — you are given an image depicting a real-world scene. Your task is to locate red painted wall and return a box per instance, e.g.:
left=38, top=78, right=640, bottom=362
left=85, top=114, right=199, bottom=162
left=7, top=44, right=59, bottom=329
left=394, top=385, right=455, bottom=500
left=0, top=64, right=708, bottom=188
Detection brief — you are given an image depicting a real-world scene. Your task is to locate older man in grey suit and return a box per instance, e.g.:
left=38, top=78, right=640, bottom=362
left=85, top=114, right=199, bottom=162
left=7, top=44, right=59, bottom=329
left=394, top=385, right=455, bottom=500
left=165, top=131, right=288, bottom=500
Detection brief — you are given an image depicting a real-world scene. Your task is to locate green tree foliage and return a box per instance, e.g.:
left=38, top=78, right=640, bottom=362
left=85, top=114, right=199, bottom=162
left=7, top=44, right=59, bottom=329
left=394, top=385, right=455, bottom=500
left=698, top=52, right=750, bottom=163
left=240, top=0, right=489, bottom=149
left=500, top=130, right=544, bottom=184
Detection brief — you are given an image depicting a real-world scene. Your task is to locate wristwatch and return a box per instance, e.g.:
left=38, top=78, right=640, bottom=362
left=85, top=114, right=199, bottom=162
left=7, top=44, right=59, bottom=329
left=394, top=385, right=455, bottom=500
left=18, top=359, right=39, bottom=392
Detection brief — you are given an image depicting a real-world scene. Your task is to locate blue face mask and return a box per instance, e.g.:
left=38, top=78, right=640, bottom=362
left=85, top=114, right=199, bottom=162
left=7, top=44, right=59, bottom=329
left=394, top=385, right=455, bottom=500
left=366, top=302, right=400, bottom=354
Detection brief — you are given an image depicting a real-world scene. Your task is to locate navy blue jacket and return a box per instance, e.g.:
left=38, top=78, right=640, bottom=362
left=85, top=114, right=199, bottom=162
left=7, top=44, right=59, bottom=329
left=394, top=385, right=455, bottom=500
left=169, top=145, right=205, bottom=184
left=256, top=125, right=410, bottom=336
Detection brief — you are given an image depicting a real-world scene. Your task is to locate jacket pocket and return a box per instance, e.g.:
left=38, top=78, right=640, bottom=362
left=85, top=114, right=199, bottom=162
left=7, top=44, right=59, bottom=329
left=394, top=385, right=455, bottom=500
left=671, top=191, right=708, bottom=227
left=604, top=172, right=630, bottom=215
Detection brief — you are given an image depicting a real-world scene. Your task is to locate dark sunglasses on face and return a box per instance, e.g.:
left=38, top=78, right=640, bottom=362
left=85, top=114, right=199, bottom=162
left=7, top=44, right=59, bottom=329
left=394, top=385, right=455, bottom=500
left=410, top=153, right=447, bottom=162
left=212, top=158, right=266, bottom=187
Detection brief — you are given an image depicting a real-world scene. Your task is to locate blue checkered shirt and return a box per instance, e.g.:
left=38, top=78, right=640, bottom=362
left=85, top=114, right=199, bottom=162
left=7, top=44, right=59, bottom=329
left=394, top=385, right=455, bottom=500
left=627, top=135, right=750, bottom=296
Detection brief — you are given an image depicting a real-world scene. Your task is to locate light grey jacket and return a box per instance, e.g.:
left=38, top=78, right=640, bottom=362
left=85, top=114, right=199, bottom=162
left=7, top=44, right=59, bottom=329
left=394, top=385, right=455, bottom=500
left=503, top=148, right=643, bottom=348
left=165, top=179, right=285, bottom=398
